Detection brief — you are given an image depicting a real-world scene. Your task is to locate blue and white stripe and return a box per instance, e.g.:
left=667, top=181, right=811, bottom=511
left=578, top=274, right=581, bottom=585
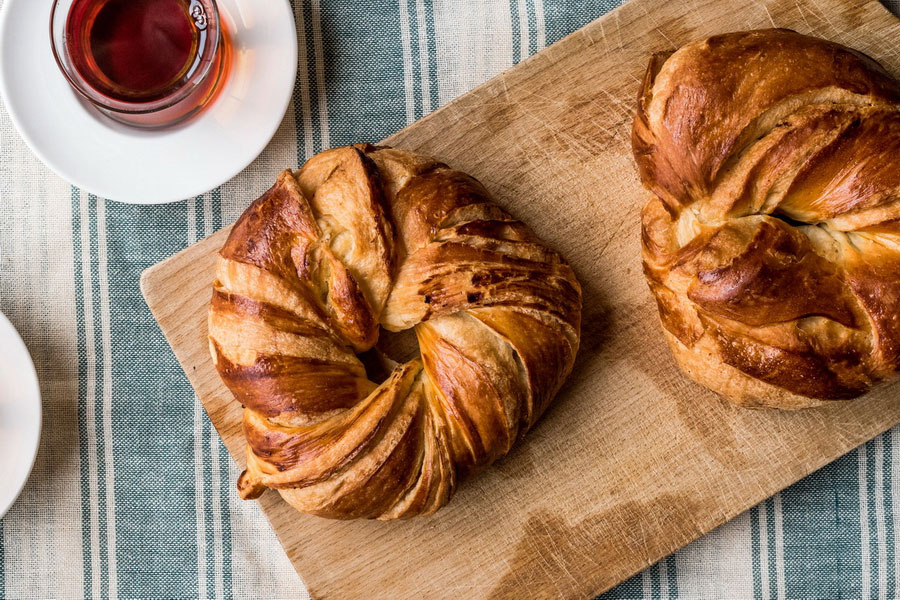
left=73, top=190, right=119, bottom=600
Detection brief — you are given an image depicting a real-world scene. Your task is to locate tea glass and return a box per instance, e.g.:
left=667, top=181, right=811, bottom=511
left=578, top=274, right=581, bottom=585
left=50, top=0, right=226, bottom=128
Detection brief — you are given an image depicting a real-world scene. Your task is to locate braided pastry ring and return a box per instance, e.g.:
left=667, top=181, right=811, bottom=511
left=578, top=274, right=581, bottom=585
left=634, top=29, right=900, bottom=409
left=208, top=145, right=581, bottom=519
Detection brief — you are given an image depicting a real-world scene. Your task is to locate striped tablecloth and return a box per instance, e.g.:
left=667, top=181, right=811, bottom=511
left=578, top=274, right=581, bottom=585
left=2, top=1, right=900, bottom=598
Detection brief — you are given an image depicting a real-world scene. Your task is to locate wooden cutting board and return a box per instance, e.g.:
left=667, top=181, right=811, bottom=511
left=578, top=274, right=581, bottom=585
left=141, top=0, right=900, bottom=597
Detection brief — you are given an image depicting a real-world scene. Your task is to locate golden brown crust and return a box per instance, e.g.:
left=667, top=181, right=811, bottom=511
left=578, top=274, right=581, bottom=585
left=634, top=29, right=900, bottom=408
left=209, top=146, right=582, bottom=518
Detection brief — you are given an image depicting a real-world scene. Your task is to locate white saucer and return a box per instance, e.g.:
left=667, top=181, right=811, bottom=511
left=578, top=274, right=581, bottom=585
left=0, top=0, right=297, bottom=204
left=0, top=311, right=41, bottom=519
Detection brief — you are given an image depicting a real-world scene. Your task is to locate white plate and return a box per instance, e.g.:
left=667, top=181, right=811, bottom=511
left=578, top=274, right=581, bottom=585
left=0, top=0, right=298, bottom=204
left=0, top=311, right=41, bottom=519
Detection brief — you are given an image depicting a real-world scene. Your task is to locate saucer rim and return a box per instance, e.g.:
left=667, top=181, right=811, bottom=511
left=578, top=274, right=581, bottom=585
left=0, top=310, right=43, bottom=520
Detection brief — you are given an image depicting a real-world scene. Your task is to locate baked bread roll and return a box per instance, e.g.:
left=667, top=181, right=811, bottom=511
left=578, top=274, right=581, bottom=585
left=634, top=29, right=900, bottom=409
left=208, top=145, right=581, bottom=519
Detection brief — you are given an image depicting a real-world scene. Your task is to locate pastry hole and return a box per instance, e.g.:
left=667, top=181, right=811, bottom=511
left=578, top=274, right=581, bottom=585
left=376, top=327, right=421, bottom=364
left=358, top=348, right=398, bottom=384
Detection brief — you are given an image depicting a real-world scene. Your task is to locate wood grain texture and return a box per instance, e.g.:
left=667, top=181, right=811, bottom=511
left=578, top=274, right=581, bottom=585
left=140, top=0, right=900, bottom=597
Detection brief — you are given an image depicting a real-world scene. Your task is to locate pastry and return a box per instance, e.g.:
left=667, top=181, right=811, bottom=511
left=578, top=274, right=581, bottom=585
left=634, top=29, right=900, bottom=408
left=208, top=145, right=582, bottom=518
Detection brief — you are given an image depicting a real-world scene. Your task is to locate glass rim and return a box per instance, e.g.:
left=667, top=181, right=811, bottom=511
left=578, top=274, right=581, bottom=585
left=49, top=0, right=222, bottom=115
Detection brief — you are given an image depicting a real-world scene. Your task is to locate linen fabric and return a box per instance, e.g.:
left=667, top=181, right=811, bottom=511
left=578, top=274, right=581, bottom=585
left=1, top=1, right=899, bottom=598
